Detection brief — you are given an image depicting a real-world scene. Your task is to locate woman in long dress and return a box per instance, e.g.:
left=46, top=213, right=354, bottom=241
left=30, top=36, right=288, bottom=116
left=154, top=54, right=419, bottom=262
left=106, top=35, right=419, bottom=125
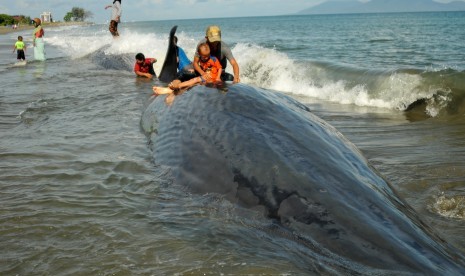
left=32, top=18, right=46, bottom=61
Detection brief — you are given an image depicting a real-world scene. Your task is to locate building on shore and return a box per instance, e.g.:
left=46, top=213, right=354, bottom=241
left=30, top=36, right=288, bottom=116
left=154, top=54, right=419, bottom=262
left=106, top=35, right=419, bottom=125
left=40, top=12, right=53, bottom=23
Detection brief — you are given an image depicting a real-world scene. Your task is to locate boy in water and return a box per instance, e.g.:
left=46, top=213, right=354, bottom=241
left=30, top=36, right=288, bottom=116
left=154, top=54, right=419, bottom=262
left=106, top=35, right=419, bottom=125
left=13, top=36, right=26, bottom=62
left=152, top=43, right=222, bottom=95
left=134, top=53, right=157, bottom=79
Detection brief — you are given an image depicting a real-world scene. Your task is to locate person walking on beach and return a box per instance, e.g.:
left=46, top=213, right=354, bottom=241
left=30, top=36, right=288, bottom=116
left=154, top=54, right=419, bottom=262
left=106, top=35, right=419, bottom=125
left=32, top=18, right=45, bottom=61
left=13, top=36, right=26, bottom=62
left=193, top=25, right=240, bottom=83
left=105, top=0, right=122, bottom=37
left=153, top=43, right=222, bottom=95
left=134, top=53, right=157, bottom=79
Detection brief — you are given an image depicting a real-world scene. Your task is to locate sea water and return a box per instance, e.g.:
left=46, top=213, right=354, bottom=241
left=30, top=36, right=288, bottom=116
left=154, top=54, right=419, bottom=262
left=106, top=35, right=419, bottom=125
left=0, top=12, right=464, bottom=274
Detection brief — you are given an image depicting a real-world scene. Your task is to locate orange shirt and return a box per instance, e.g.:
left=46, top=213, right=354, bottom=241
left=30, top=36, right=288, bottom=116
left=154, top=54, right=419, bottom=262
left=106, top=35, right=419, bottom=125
left=199, top=56, right=222, bottom=82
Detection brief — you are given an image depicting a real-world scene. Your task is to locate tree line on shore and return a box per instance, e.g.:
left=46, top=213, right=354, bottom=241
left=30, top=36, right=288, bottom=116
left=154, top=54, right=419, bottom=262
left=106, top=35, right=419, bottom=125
left=0, top=14, right=31, bottom=26
left=1, top=7, right=92, bottom=26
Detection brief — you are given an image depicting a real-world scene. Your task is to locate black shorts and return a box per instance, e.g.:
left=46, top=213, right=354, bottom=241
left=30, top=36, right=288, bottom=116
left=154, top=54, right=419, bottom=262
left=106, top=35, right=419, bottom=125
left=149, top=66, right=156, bottom=77
left=177, top=71, right=197, bottom=82
left=17, top=49, right=25, bottom=60
left=221, top=72, right=234, bottom=82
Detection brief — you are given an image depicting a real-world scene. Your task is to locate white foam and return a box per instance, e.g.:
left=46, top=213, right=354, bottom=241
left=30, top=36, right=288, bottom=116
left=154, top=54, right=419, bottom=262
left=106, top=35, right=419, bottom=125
left=44, top=26, right=448, bottom=113
left=431, top=193, right=465, bottom=220
left=45, top=27, right=202, bottom=74
left=232, top=43, right=450, bottom=112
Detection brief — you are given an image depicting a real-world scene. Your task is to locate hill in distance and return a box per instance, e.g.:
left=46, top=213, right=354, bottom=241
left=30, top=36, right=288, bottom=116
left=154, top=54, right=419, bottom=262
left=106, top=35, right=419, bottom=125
left=298, top=0, right=465, bottom=14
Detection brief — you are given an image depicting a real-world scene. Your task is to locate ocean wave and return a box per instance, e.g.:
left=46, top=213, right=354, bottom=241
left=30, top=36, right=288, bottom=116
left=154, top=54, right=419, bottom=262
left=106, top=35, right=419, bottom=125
left=45, top=26, right=465, bottom=118
left=226, top=43, right=465, bottom=117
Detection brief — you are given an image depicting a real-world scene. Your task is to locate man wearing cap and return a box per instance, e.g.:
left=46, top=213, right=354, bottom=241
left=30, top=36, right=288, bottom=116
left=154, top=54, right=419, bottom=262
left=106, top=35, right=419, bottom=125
left=193, top=25, right=240, bottom=83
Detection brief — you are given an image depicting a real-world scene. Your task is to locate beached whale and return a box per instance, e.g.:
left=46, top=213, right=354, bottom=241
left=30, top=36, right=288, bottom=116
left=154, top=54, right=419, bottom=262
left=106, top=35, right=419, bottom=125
left=88, top=45, right=134, bottom=72
left=140, top=84, right=465, bottom=274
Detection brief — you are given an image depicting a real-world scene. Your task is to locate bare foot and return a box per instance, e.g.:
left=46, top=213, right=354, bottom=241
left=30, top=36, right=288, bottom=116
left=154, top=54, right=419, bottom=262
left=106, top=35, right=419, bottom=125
left=153, top=86, right=174, bottom=95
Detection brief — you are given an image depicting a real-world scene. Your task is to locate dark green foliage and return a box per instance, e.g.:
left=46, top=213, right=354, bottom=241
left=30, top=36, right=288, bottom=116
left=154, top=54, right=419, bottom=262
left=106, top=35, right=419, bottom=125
left=67, top=7, right=93, bottom=22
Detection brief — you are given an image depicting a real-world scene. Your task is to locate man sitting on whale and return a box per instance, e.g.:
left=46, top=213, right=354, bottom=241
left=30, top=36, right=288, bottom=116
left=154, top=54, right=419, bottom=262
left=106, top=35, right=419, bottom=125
left=153, top=43, right=222, bottom=95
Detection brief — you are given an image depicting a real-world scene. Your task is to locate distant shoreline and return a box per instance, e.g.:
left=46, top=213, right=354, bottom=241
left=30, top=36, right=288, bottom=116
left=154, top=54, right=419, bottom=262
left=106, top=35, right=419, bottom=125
left=0, top=21, right=92, bottom=36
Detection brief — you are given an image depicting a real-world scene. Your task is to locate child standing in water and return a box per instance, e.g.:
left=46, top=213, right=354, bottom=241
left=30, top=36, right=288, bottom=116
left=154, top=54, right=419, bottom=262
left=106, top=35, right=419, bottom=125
left=13, top=36, right=26, bottom=62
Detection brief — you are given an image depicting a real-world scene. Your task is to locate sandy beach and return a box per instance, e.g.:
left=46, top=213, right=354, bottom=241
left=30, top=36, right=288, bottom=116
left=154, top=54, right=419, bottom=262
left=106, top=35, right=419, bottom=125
left=0, top=21, right=91, bottom=35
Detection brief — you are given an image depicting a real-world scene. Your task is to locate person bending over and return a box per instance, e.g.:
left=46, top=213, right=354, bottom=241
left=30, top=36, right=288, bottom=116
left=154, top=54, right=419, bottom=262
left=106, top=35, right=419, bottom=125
left=152, top=43, right=222, bottom=95
left=193, top=25, right=240, bottom=83
left=134, top=53, right=157, bottom=79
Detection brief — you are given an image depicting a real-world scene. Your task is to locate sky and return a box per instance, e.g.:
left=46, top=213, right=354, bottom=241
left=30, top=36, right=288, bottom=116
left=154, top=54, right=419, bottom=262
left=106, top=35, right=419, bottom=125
left=0, top=0, right=462, bottom=23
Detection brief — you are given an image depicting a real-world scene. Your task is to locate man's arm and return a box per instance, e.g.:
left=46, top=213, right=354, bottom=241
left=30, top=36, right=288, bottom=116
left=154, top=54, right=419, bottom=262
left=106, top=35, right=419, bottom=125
left=221, top=42, right=240, bottom=83
left=229, top=58, right=240, bottom=83
left=214, top=59, right=223, bottom=82
left=135, top=71, right=153, bottom=78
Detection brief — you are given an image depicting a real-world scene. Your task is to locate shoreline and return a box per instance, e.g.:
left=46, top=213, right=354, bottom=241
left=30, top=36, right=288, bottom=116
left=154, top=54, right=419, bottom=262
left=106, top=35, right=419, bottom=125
left=0, top=21, right=92, bottom=36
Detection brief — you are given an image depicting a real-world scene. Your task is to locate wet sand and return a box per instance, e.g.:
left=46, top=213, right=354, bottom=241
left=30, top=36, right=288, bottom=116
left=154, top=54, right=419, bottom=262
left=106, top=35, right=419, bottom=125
left=0, top=22, right=91, bottom=35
